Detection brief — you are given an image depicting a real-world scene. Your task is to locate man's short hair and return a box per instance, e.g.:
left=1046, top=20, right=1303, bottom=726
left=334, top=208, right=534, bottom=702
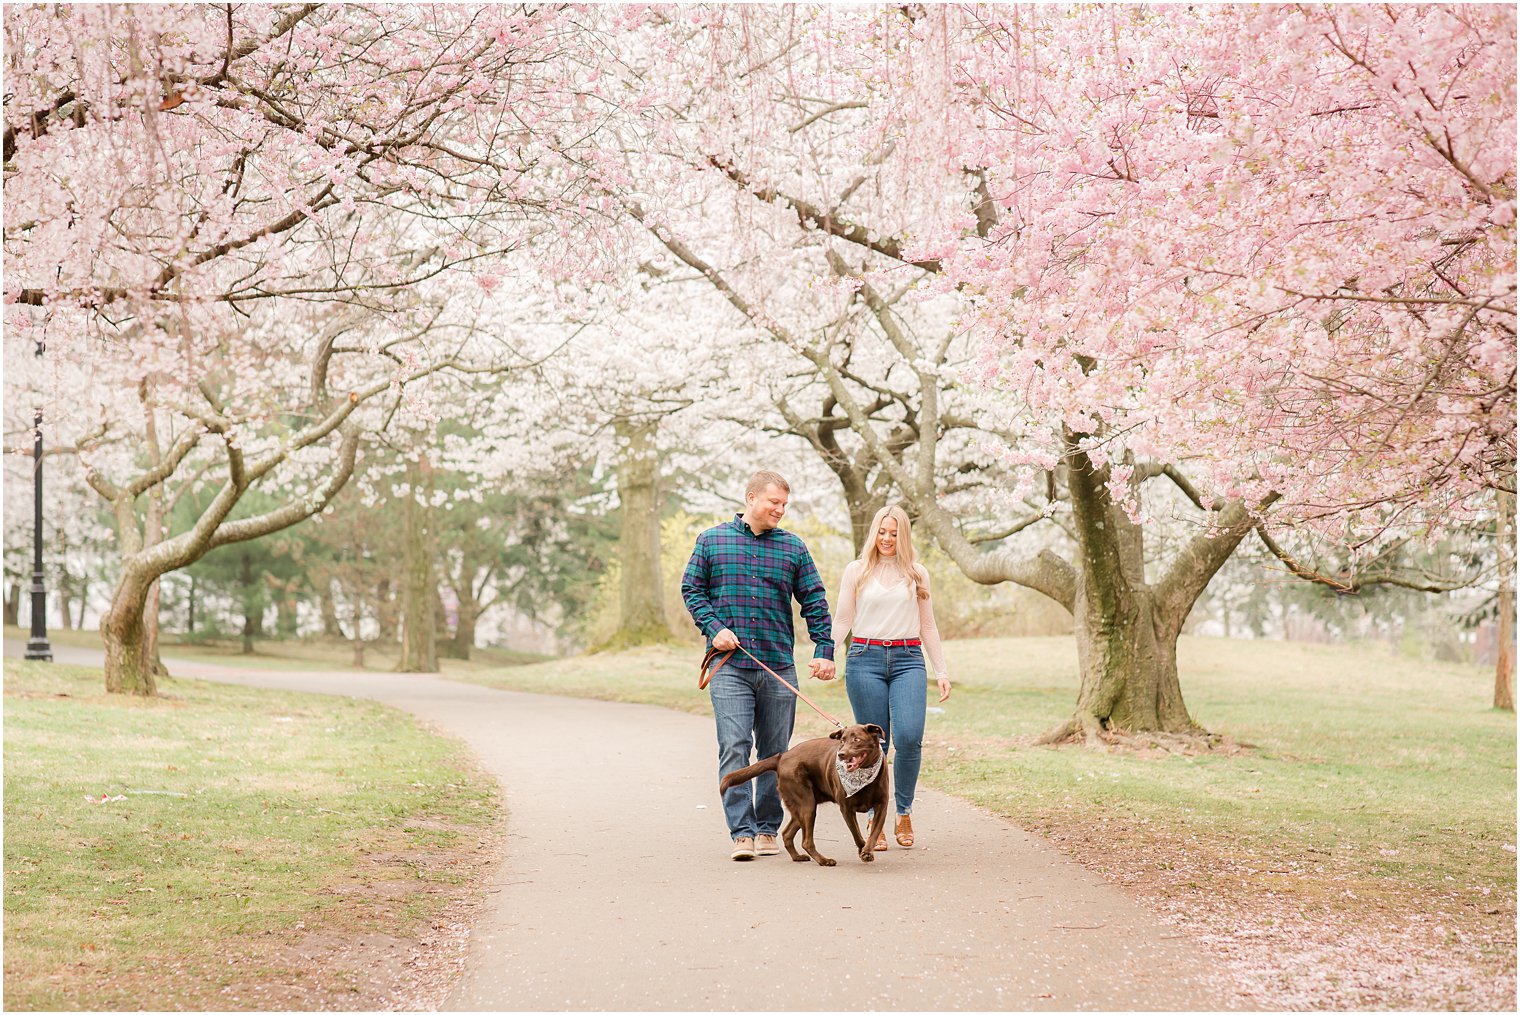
left=746, top=470, right=790, bottom=498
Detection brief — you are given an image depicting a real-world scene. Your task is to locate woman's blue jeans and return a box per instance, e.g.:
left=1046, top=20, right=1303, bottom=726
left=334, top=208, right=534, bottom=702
left=710, top=663, right=798, bottom=840
left=844, top=641, right=926, bottom=815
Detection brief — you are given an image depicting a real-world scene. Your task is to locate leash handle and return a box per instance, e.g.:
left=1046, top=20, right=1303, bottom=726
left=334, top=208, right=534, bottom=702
left=698, top=642, right=845, bottom=730
left=698, top=647, right=733, bottom=690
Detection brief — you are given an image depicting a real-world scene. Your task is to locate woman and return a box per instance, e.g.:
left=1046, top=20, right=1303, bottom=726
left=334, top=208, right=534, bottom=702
left=833, top=505, right=951, bottom=850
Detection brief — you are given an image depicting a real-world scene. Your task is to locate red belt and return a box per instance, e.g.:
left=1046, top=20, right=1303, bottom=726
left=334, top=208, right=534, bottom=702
left=855, top=638, right=921, bottom=647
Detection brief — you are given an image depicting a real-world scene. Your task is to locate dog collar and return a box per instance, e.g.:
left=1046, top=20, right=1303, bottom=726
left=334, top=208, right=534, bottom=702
left=835, top=753, right=883, bottom=797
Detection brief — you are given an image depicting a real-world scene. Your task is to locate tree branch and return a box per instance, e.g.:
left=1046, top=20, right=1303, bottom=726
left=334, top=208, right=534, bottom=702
left=706, top=155, right=943, bottom=272
left=1254, top=524, right=1484, bottom=593
left=1155, top=494, right=1282, bottom=635
left=204, top=425, right=361, bottom=550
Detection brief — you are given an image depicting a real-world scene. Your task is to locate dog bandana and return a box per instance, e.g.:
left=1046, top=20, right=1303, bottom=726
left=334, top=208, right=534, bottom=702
left=835, top=754, right=883, bottom=797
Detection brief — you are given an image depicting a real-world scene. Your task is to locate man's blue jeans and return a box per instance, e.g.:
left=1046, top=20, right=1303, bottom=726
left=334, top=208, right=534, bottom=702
left=844, top=641, right=926, bottom=815
left=710, top=662, right=798, bottom=840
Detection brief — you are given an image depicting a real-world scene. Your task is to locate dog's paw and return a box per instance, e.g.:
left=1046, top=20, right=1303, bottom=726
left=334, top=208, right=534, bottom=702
left=792, top=854, right=811, bottom=863
left=817, top=856, right=837, bottom=867
left=859, top=850, right=875, bottom=863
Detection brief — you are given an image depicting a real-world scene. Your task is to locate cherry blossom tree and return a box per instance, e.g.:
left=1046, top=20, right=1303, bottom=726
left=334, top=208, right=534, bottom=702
left=3, top=4, right=607, bottom=694
left=898, top=4, right=1514, bottom=739
left=626, top=4, right=1514, bottom=741
left=857, top=3, right=1507, bottom=741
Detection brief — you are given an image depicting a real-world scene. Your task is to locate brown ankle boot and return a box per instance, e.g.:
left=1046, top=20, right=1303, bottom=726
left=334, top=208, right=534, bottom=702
left=895, top=813, right=914, bottom=848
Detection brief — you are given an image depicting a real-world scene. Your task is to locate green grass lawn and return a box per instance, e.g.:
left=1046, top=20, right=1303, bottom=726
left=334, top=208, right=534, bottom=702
left=454, top=634, right=1516, bottom=927
left=2, top=659, right=501, bottom=1011
left=10, top=630, right=1508, bottom=1007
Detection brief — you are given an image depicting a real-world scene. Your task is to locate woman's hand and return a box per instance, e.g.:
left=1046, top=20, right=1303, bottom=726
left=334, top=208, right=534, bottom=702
left=937, top=676, right=952, bottom=703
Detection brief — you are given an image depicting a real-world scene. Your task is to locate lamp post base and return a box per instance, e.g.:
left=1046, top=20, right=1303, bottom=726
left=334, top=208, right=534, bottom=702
left=24, top=637, right=53, bottom=662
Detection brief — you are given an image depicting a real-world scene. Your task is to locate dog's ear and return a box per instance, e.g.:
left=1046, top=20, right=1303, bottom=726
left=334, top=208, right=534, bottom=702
left=829, top=728, right=844, bottom=740
left=864, top=724, right=885, bottom=740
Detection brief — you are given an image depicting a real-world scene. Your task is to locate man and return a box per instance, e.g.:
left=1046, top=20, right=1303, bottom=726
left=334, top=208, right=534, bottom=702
left=681, top=470, right=836, bottom=861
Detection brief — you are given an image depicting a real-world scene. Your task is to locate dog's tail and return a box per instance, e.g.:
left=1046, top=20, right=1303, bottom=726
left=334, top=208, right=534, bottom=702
left=719, top=755, right=781, bottom=793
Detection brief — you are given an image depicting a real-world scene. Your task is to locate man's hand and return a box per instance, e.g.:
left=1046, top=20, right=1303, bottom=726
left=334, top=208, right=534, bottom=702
left=712, top=628, right=739, bottom=651
left=809, top=658, right=837, bottom=681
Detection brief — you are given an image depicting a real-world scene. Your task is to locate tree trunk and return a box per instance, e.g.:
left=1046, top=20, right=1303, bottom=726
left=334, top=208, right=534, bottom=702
left=1005, top=438, right=1268, bottom=746
left=375, top=577, right=398, bottom=645
left=610, top=418, right=671, bottom=646
left=145, top=577, right=167, bottom=675
left=240, top=552, right=257, bottom=655
left=1034, top=444, right=1200, bottom=744
left=1064, top=583, right=1196, bottom=743
left=775, top=391, right=898, bottom=556
left=5, top=580, right=19, bottom=626
left=102, top=580, right=157, bottom=696
left=398, top=456, right=438, bottom=672
left=845, top=481, right=889, bottom=557
left=318, top=582, right=339, bottom=637
left=441, top=588, right=477, bottom=660
left=275, top=590, right=299, bottom=639
left=344, top=587, right=367, bottom=668
left=93, top=419, right=361, bottom=695
left=1496, top=486, right=1515, bottom=711
left=434, top=584, right=466, bottom=659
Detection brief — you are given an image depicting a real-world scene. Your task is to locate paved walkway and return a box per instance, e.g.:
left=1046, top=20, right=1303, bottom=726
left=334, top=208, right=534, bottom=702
left=11, top=644, right=1242, bottom=1010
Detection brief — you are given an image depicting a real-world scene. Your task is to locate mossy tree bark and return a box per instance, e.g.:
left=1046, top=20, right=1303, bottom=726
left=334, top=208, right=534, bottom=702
left=398, top=454, right=439, bottom=673
left=103, top=574, right=158, bottom=696
left=609, top=418, right=672, bottom=647
left=1034, top=432, right=1269, bottom=743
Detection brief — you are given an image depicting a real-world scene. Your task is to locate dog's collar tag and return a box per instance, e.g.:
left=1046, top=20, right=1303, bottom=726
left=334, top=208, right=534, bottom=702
left=835, top=754, right=883, bottom=797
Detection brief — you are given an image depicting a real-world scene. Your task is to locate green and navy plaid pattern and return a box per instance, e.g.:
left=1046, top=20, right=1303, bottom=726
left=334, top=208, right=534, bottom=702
left=680, top=514, right=834, bottom=670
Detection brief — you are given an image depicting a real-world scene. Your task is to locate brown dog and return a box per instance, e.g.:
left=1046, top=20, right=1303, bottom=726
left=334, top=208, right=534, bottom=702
left=719, top=724, right=889, bottom=866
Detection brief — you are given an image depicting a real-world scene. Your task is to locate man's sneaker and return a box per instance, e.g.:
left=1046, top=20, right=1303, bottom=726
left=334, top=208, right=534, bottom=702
left=730, top=837, right=756, bottom=861
left=755, top=834, right=781, bottom=856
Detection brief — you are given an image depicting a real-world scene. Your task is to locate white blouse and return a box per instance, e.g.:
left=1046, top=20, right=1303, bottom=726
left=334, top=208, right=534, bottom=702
left=831, top=559, right=949, bottom=678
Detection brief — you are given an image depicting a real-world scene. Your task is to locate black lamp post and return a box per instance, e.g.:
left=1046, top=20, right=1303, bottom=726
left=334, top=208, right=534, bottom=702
left=25, top=337, right=51, bottom=662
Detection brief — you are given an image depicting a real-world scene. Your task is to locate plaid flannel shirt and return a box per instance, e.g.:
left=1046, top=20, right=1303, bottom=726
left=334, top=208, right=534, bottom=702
left=680, top=514, right=835, bottom=670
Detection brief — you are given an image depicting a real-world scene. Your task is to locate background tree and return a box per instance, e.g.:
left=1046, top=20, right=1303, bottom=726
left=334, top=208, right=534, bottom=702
left=304, top=483, right=394, bottom=668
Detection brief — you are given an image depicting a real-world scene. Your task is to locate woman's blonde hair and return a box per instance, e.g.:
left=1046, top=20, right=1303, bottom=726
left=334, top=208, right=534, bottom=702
left=855, top=505, right=929, bottom=601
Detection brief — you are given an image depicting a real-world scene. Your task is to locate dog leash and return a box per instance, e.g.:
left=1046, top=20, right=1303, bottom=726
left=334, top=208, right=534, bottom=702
left=699, top=643, right=846, bottom=731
